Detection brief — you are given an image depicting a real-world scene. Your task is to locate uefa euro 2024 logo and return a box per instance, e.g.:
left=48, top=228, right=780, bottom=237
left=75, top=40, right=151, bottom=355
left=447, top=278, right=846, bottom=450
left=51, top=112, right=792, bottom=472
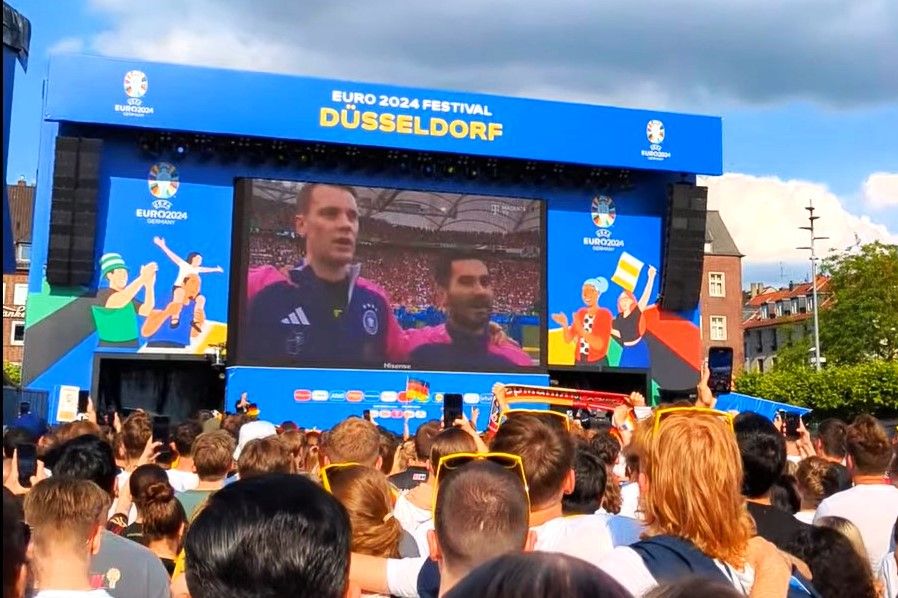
left=591, top=195, right=616, bottom=228
left=124, top=70, right=148, bottom=99
left=646, top=119, right=665, bottom=144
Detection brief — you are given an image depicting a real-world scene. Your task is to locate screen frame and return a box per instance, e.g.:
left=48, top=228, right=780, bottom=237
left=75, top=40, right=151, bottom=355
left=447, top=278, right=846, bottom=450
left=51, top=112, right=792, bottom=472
left=227, top=175, right=548, bottom=374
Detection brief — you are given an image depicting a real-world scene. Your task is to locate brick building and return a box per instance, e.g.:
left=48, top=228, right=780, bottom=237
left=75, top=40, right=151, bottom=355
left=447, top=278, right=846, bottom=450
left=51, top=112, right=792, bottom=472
left=3, top=180, right=34, bottom=367
left=699, top=211, right=744, bottom=372
left=743, top=277, right=830, bottom=372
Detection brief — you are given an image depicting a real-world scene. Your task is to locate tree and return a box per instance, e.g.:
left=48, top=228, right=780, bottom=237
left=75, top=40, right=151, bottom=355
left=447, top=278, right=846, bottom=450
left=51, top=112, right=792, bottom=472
left=817, top=242, right=898, bottom=365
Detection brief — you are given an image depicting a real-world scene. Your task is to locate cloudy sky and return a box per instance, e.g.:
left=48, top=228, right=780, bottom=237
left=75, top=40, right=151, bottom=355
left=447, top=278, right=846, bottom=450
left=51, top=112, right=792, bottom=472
left=7, top=0, right=897, bottom=286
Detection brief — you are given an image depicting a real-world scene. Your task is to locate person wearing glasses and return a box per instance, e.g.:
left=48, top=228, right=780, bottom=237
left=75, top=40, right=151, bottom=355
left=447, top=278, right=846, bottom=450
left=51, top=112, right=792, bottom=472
left=597, top=408, right=817, bottom=597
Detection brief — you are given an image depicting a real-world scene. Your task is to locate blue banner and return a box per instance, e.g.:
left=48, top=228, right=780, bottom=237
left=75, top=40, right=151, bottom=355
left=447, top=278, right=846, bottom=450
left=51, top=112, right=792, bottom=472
left=43, top=54, right=722, bottom=175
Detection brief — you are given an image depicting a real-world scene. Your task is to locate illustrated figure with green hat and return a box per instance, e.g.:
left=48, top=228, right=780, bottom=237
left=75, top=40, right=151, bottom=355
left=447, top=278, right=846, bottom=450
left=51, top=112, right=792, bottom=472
left=91, top=252, right=159, bottom=345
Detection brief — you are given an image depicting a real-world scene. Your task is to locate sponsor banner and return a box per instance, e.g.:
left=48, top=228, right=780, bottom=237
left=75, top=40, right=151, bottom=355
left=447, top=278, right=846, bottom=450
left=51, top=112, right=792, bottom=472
left=227, top=366, right=547, bottom=434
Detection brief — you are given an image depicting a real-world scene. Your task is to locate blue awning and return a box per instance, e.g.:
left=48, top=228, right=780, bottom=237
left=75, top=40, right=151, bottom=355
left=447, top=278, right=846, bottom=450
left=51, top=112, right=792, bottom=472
left=714, top=392, right=812, bottom=421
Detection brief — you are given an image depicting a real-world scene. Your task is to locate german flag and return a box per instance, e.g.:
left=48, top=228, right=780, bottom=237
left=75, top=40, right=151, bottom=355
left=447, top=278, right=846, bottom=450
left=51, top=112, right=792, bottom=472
left=406, top=378, right=430, bottom=403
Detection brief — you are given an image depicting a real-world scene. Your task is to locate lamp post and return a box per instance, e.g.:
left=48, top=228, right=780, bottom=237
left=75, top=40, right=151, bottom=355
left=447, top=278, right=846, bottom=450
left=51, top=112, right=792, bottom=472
left=797, top=200, right=828, bottom=370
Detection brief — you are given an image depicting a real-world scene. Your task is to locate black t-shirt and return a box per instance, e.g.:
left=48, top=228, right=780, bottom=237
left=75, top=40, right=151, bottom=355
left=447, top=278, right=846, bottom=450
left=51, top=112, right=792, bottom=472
left=389, top=467, right=429, bottom=491
left=613, top=309, right=642, bottom=343
left=746, top=502, right=810, bottom=551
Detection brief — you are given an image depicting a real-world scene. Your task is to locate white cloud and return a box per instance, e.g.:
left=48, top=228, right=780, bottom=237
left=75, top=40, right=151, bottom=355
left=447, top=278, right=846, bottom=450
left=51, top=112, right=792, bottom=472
left=700, top=173, right=898, bottom=265
left=78, top=0, right=898, bottom=110
left=48, top=37, right=86, bottom=55
left=861, top=172, right=898, bottom=210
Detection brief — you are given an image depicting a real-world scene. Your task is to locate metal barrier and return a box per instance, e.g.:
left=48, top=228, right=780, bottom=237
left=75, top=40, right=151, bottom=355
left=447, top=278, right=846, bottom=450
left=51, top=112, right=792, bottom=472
left=2, top=387, right=50, bottom=425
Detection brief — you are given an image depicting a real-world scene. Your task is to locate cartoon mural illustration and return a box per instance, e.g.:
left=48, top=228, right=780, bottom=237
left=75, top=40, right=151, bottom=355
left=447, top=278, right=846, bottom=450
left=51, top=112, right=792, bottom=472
left=91, top=253, right=159, bottom=345
left=551, top=277, right=614, bottom=367
left=612, top=264, right=657, bottom=367
left=152, top=236, right=223, bottom=328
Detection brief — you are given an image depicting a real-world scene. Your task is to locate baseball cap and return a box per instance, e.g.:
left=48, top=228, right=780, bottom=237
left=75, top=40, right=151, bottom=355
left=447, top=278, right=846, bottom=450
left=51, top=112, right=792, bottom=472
left=234, top=420, right=278, bottom=460
left=100, top=253, right=128, bottom=278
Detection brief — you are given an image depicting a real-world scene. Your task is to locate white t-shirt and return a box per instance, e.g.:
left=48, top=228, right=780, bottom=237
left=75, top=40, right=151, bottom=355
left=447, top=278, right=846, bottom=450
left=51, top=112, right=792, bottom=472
left=814, top=484, right=898, bottom=569
left=794, top=510, right=815, bottom=524
left=619, top=481, right=642, bottom=520
left=174, top=260, right=201, bottom=288
left=393, top=493, right=433, bottom=557
left=113, top=472, right=137, bottom=523
left=530, top=513, right=616, bottom=568
left=166, top=468, right=199, bottom=492
left=598, top=545, right=755, bottom=597
left=34, top=591, right=114, bottom=598
left=594, top=510, right=645, bottom=547
left=878, top=552, right=897, bottom=598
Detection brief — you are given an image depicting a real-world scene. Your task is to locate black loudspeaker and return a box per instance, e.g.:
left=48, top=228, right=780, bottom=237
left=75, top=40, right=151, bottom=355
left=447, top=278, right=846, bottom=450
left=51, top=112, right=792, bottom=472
left=47, top=137, right=102, bottom=286
left=659, top=183, right=707, bottom=311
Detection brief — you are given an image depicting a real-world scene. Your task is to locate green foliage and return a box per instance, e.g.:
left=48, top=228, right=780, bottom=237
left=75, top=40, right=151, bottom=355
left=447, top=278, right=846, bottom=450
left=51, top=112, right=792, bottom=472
left=735, top=360, right=898, bottom=418
left=3, top=362, right=22, bottom=387
left=819, top=242, right=898, bottom=364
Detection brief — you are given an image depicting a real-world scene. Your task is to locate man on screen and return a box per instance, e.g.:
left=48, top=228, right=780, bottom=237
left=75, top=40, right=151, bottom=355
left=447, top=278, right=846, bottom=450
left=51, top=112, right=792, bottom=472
left=244, top=183, right=396, bottom=365
left=407, top=253, right=533, bottom=369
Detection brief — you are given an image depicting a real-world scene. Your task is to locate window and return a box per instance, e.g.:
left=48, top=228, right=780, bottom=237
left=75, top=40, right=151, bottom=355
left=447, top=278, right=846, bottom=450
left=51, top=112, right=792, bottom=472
left=790, top=298, right=798, bottom=314
left=709, top=272, right=725, bottom=297
left=13, top=283, right=28, bottom=306
left=710, top=316, right=727, bottom=341
left=15, top=243, right=31, bottom=265
left=771, top=329, right=778, bottom=351
left=10, top=321, right=25, bottom=345
left=775, top=302, right=783, bottom=317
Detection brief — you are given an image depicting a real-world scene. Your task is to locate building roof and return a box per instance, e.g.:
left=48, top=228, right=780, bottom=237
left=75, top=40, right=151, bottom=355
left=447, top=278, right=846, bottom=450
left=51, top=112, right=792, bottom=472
left=6, top=181, right=35, bottom=244
left=705, top=211, right=742, bottom=257
left=742, top=276, right=831, bottom=328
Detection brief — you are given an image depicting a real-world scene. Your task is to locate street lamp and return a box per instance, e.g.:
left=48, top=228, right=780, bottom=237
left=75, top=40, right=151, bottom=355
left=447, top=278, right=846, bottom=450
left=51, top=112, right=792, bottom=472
left=797, top=200, right=828, bottom=371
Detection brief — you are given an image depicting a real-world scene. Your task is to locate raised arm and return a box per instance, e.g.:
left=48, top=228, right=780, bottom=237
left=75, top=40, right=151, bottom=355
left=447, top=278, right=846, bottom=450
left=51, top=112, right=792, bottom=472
left=153, top=236, right=186, bottom=266
left=638, top=265, right=657, bottom=311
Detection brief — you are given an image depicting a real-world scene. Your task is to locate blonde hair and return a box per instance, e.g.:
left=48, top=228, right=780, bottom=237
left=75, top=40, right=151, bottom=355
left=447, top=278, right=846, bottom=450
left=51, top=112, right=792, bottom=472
left=326, top=465, right=402, bottom=558
left=24, top=478, right=111, bottom=554
left=237, top=437, right=294, bottom=479
left=795, top=456, right=830, bottom=508
left=637, top=413, right=754, bottom=566
left=192, top=430, right=236, bottom=480
left=815, top=516, right=870, bottom=563
left=325, top=418, right=381, bottom=467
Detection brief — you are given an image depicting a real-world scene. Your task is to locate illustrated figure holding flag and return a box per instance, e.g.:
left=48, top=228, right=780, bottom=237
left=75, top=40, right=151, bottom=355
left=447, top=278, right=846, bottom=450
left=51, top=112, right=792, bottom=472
left=551, top=277, right=614, bottom=367
left=612, top=264, right=656, bottom=367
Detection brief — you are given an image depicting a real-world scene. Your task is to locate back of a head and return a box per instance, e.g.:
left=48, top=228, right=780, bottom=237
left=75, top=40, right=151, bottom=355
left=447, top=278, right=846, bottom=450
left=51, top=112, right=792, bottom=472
left=814, top=515, right=870, bottom=563
left=3, top=427, right=35, bottom=459
left=50, top=434, right=118, bottom=496
left=3, top=487, right=28, bottom=598
left=172, top=420, right=203, bottom=456
left=443, top=552, right=631, bottom=598
left=429, top=428, right=478, bottom=469
left=816, top=418, right=847, bottom=460
left=645, top=577, right=743, bottom=598
left=185, top=473, right=350, bottom=598
left=415, top=420, right=441, bottom=461
left=590, top=430, right=622, bottom=468
left=140, top=479, right=187, bottom=543
left=129, top=464, right=170, bottom=508
left=491, top=413, right=574, bottom=508
left=192, top=430, right=236, bottom=481
left=820, top=462, right=853, bottom=498
left=435, top=461, right=530, bottom=576
left=121, top=411, right=152, bottom=460
left=24, top=477, right=110, bottom=555
left=238, top=436, right=294, bottom=479
left=795, top=456, right=831, bottom=508
left=846, top=414, right=891, bottom=474
left=325, top=418, right=381, bottom=467
left=563, top=441, right=607, bottom=515
left=327, top=465, right=402, bottom=558
left=639, top=413, right=753, bottom=566
left=786, top=526, right=879, bottom=598
left=769, top=474, right=800, bottom=514
left=376, top=427, right=399, bottom=476
left=278, top=430, right=308, bottom=466
left=734, top=411, right=786, bottom=498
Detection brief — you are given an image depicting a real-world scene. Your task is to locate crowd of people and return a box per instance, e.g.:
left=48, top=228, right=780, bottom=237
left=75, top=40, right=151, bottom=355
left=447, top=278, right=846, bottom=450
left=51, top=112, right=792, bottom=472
left=247, top=236, right=541, bottom=314
left=3, top=371, right=897, bottom=597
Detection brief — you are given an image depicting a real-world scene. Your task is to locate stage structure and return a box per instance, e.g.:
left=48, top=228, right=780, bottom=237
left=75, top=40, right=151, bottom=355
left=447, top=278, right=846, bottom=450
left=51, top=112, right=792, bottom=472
left=22, top=54, right=721, bottom=429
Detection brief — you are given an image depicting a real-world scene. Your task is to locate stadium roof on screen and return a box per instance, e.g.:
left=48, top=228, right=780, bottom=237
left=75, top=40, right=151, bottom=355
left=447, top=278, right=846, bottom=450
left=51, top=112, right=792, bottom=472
left=251, top=179, right=541, bottom=234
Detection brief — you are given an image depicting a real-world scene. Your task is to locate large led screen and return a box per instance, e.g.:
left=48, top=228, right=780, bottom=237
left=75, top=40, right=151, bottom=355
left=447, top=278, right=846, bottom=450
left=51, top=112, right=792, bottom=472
left=230, top=179, right=544, bottom=372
